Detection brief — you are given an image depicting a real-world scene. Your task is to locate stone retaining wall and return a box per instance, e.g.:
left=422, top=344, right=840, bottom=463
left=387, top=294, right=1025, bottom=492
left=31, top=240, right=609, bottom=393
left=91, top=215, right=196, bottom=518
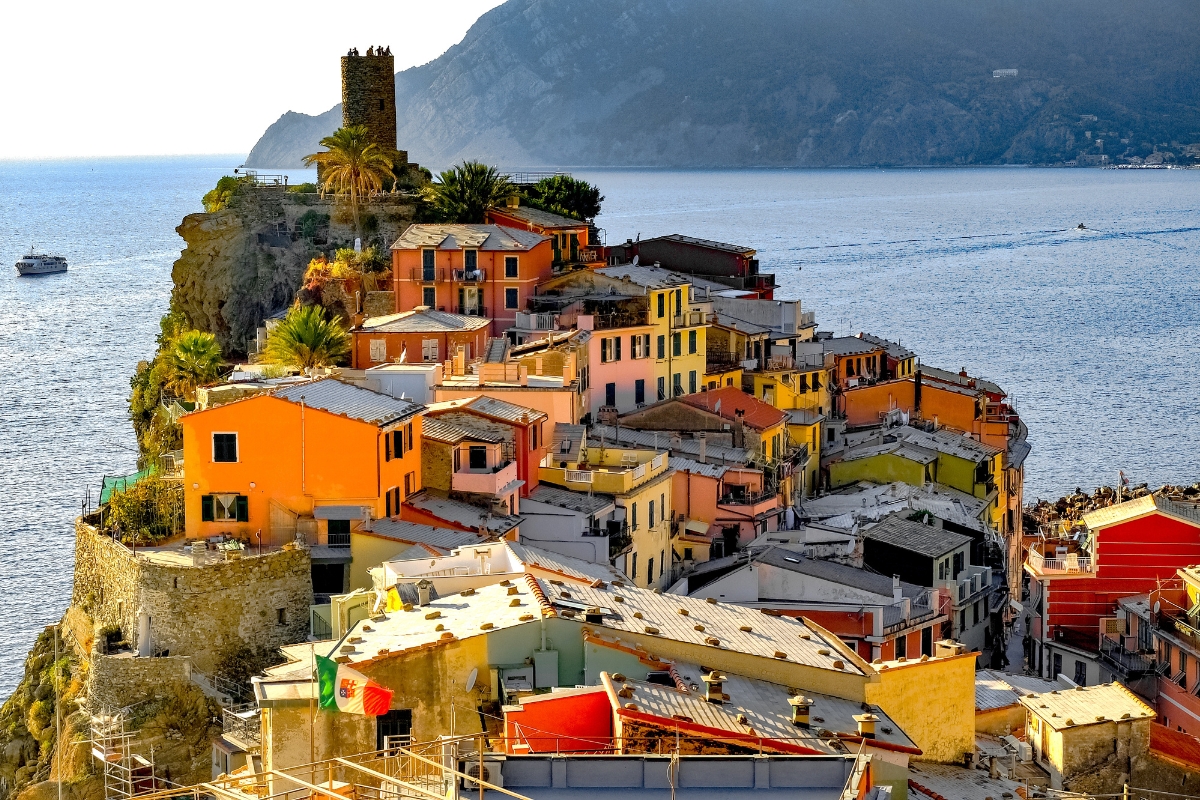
left=88, top=653, right=193, bottom=713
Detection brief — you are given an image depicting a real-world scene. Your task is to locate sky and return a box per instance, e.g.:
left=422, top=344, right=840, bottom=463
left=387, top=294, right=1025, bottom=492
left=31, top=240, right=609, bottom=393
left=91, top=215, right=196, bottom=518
left=0, top=0, right=506, bottom=160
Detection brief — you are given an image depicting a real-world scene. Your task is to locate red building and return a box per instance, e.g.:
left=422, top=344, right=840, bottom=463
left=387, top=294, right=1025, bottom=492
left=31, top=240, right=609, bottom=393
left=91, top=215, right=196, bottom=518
left=390, top=224, right=553, bottom=337
left=349, top=307, right=490, bottom=368
left=485, top=204, right=597, bottom=267
left=608, top=234, right=776, bottom=299
left=1026, top=495, right=1200, bottom=685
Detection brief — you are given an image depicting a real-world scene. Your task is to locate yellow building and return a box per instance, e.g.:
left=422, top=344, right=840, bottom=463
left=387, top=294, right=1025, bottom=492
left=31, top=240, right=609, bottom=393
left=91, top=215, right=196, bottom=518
left=747, top=369, right=826, bottom=497
left=539, top=442, right=673, bottom=589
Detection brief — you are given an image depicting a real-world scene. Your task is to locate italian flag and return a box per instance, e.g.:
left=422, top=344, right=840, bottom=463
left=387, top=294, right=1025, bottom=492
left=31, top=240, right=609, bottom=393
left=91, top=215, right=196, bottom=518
left=316, top=654, right=393, bottom=715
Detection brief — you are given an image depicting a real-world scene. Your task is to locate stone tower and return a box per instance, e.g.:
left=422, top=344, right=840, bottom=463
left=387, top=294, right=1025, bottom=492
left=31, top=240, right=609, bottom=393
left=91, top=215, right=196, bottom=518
left=341, top=48, right=397, bottom=152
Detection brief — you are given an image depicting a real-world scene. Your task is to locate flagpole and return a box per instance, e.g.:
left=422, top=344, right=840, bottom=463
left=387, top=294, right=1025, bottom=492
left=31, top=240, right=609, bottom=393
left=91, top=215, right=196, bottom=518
left=310, top=643, right=316, bottom=766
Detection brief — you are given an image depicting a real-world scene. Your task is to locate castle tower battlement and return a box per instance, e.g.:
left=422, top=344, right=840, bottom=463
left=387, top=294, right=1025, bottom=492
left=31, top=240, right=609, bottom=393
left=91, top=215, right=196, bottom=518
left=341, top=48, right=398, bottom=154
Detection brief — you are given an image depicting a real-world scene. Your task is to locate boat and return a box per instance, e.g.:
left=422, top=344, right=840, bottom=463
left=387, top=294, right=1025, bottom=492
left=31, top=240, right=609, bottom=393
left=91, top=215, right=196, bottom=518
left=15, top=251, right=68, bottom=276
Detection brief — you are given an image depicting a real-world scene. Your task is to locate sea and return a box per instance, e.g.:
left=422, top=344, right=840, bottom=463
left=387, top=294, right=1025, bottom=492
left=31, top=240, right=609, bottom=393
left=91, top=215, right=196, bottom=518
left=2, top=157, right=1198, bottom=698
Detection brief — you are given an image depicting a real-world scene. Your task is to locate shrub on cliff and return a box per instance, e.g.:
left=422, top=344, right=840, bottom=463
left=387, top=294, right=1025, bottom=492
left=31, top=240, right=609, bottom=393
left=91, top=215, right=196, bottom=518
left=201, top=176, right=244, bottom=213
left=423, top=160, right=515, bottom=224
left=263, top=304, right=350, bottom=369
left=524, top=175, right=604, bottom=221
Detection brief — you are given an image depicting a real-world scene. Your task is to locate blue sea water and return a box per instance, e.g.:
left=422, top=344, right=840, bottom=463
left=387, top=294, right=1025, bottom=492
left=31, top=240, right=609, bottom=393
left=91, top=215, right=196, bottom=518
left=1, top=159, right=1198, bottom=698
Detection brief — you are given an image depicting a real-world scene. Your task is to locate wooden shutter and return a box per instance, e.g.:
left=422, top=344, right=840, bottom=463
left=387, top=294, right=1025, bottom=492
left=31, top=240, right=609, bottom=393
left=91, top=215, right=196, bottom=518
left=385, top=490, right=393, bottom=518
left=394, top=429, right=404, bottom=457
left=235, top=495, right=249, bottom=522
left=201, top=495, right=214, bottom=522
left=385, top=432, right=392, bottom=461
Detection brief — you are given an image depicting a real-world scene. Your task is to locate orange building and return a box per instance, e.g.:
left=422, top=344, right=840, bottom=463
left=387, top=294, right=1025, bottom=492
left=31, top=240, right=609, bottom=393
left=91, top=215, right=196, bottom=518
left=181, top=377, right=423, bottom=546
left=350, top=307, right=490, bottom=368
left=842, top=373, right=1013, bottom=449
left=390, top=224, right=553, bottom=337
left=485, top=203, right=596, bottom=267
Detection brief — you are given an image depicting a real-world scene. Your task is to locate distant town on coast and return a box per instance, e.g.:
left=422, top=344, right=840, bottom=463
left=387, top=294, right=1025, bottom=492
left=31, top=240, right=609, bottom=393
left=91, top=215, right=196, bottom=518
left=4, top=2, right=1200, bottom=800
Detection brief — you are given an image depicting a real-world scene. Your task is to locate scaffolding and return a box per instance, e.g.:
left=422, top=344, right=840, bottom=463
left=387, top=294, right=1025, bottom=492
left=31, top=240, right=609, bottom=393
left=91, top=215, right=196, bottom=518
left=90, top=713, right=158, bottom=800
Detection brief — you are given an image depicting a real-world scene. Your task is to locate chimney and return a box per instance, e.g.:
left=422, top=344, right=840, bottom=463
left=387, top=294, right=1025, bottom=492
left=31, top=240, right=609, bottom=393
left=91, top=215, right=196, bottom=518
left=703, top=671, right=726, bottom=704
left=416, top=579, right=433, bottom=607
left=789, top=695, right=813, bottom=728
left=892, top=575, right=903, bottom=602
left=698, top=432, right=707, bottom=464
left=506, top=194, right=519, bottom=209
left=853, top=713, right=879, bottom=740
left=934, top=639, right=966, bottom=658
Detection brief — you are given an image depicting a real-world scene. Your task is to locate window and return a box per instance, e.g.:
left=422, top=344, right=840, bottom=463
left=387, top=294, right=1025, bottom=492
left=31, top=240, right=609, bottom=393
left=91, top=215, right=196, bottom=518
left=370, top=339, right=387, bottom=363
left=952, top=551, right=964, bottom=579
left=1052, top=653, right=1063, bottom=679
left=404, top=471, right=415, bottom=495
left=959, top=610, right=967, bottom=631
left=323, top=518, right=350, bottom=547
left=631, top=334, right=649, bottom=359
left=422, top=287, right=436, bottom=307
left=605, top=382, right=616, bottom=407
left=531, top=424, right=540, bottom=450
left=418, top=339, right=438, bottom=362
left=377, top=709, right=413, bottom=753
left=647, top=557, right=655, bottom=585
left=277, top=608, right=287, bottom=625
left=631, top=552, right=638, bottom=579
left=631, top=502, right=638, bottom=530
left=812, top=373, right=821, bottom=391
left=657, top=335, right=666, bottom=359
left=657, top=377, right=666, bottom=401
left=201, top=493, right=248, bottom=522
left=213, top=433, right=238, bottom=462
left=1074, top=660, right=1087, bottom=687
left=635, top=379, right=645, bottom=405
left=505, top=288, right=519, bottom=309
left=688, top=330, right=697, bottom=354
left=504, top=256, right=518, bottom=278
left=673, top=373, right=683, bottom=397
left=657, top=292, right=665, bottom=318
left=422, top=249, right=436, bottom=280
left=688, top=370, right=697, bottom=394
left=385, top=486, right=400, bottom=517
left=672, top=332, right=682, bottom=357
left=895, top=634, right=907, bottom=659
left=649, top=500, right=656, bottom=528
left=601, top=337, right=622, bottom=363
left=973, top=600, right=980, bottom=626
left=798, top=374, right=809, bottom=393
left=468, top=446, right=488, bottom=470
left=464, top=250, right=477, bottom=269
left=660, top=549, right=665, bottom=577
left=674, top=289, right=682, bottom=312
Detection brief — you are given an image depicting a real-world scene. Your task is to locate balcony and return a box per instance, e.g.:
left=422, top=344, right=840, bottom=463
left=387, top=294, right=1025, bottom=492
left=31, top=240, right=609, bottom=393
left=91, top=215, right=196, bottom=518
left=944, top=566, right=992, bottom=606
left=799, top=310, right=817, bottom=329
left=452, top=443, right=519, bottom=497
left=717, top=487, right=780, bottom=520
left=881, top=590, right=940, bottom=634
left=1099, top=635, right=1157, bottom=679
left=222, top=703, right=261, bottom=746
left=540, top=450, right=668, bottom=495
left=409, top=267, right=445, bottom=282
left=672, top=311, right=707, bottom=328
left=452, top=268, right=486, bottom=283
left=515, top=312, right=561, bottom=331
left=1027, top=547, right=1094, bottom=575
left=455, top=305, right=487, bottom=317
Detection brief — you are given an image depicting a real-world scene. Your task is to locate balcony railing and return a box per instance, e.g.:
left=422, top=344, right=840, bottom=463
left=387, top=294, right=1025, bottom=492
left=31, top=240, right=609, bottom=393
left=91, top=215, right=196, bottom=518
left=1099, top=635, right=1157, bottom=679
left=452, top=460, right=519, bottom=496
left=672, top=311, right=706, bottom=328
left=409, top=267, right=445, bottom=282
left=452, top=268, right=485, bottom=283
left=1027, top=548, right=1094, bottom=574
left=541, top=452, right=669, bottom=495
left=455, top=305, right=487, bottom=317
left=222, top=703, right=261, bottom=745
left=718, top=489, right=776, bottom=507
left=882, top=592, right=938, bottom=633
left=515, top=312, right=560, bottom=331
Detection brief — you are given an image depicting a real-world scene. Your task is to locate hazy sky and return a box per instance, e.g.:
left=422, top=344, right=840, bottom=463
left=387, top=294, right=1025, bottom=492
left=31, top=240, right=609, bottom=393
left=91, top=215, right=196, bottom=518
left=1, top=0, right=505, bottom=160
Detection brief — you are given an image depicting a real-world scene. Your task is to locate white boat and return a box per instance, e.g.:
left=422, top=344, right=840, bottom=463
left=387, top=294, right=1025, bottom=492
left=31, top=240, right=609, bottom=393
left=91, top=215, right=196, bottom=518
left=15, top=251, right=68, bottom=276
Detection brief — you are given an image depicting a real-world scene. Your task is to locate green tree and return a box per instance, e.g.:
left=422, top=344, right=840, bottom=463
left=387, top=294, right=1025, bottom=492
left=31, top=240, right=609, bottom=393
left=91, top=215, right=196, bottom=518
left=263, top=304, right=350, bottom=369
left=202, top=176, right=243, bottom=213
left=424, top=160, right=516, bottom=223
left=302, top=125, right=395, bottom=238
left=164, top=330, right=223, bottom=400
left=527, top=175, right=604, bottom=220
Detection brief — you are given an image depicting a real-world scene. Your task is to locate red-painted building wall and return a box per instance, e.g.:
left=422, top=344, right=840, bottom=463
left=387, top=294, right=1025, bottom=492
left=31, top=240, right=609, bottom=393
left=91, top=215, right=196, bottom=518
left=503, top=689, right=613, bottom=753
left=1043, top=512, right=1200, bottom=637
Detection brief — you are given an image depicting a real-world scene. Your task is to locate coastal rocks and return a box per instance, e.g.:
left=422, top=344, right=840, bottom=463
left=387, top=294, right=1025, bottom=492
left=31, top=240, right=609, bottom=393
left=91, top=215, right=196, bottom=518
left=170, top=188, right=416, bottom=355
left=1027, top=482, right=1200, bottom=527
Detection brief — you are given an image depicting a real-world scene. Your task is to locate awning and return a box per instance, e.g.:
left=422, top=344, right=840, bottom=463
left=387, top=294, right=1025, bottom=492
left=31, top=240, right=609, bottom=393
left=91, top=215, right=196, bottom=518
left=314, top=505, right=370, bottom=520
left=684, top=519, right=710, bottom=534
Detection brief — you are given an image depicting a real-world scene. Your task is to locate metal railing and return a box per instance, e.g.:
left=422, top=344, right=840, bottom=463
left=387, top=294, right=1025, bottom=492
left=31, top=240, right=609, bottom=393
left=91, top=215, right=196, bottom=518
left=1028, top=549, right=1093, bottom=573
left=515, top=312, right=559, bottom=331
left=409, top=267, right=444, bottom=282
left=222, top=703, right=261, bottom=745
left=718, top=489, right=776, bottom=507
left=1099, top=635, right=1157, bottom=678
left=452, top=269, right=485, bottom=283
left=882, top=592, right=937, bottom=632
left=455, top=305, right=487, bottom=317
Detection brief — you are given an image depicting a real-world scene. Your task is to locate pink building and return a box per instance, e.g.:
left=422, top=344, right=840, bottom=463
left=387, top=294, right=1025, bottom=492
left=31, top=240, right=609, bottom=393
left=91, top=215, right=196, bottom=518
left=578, top=315, right=656, bottom=419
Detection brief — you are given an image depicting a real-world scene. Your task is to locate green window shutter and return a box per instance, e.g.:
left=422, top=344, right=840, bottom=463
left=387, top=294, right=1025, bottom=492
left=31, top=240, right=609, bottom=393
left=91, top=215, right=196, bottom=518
left=201, top=495, right=214, bottom=522
left=235, top=495, right=249, bottom=522
left=385, top=432, right=392, bottom=461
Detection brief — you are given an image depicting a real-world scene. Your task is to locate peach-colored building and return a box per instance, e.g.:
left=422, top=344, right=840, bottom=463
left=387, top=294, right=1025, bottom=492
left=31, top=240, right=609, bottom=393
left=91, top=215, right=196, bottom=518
left=350, top=307, right=490, bottom=368
left=578, top=315, right=657, bottom=417
left=390, top=224, right=554, bottom=337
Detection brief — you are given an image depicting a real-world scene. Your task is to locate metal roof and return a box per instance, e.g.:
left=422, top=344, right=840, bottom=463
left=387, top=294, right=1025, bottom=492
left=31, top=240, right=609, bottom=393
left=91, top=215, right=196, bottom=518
left=368, top=518, right=488, bottom=550
left=271, top=377, right=422, bottom=427
left=543, top=578, right=866, bottom=676
left=358, top=308, right=490, bottom=333
left=907, top=763, right=1027, bottom=800
left=505, top=541, right=626, bottom=583
left=667, top=456, right=731, bottom=479
left=589, top=425, right=751, bottom=464
left=391, top=224, right=547, bottom=251
left=420, top=418, right=504, bottom=445
left=803, top=481, right=987, bottom=532
left=817, top=336, right=885, bottom=357
left=862, top=513, right=973, bottom=559
left=918, top=365, right=1004, bottom=397
left=492, top=205, right=585, bottom=229
left=550, top=423, right=587, bottom=462
left=467, top=394, right=547, bottom=424
left=1020, top=682, right=1155, bottom=730
left=642, top=233, right=756, bottom=256
left=752, top=548, right=925, bottom=599
left=526, top=484, right=615, bottom=515
left=1008, top=439, right=1032, bottom=469
left=1082, top=493, right=1200, bottom=530
left=855, top=333, right=915, bottom=361
left=406, top=492, right=522, bottom=534
left=975, top=670, right=1063, bottom=711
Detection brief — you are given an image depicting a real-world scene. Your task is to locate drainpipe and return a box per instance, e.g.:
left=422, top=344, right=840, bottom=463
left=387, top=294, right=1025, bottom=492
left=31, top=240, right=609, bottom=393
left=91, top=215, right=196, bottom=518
left=539, top=611, right=547, bottom=652
left=300, top=397, right=307, bottom=495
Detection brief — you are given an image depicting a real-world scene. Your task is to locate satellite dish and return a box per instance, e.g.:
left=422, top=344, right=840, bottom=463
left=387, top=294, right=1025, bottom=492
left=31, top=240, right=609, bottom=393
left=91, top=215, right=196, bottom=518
left=465, top=668, right=478, bottom=693
left=1154, top=601, right=1162, bottom=615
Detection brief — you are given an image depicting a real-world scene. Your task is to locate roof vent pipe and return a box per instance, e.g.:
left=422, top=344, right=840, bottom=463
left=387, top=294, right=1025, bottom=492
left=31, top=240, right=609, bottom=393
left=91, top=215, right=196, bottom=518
left=703, top=671, right=727, bottom=705
left=416, top=579, right=433, bottom=607
left=853, top=712, right=879, bottom=740
left=892, top=575, right=903, bottom=602
left=789, top=695, right=813, bottom=728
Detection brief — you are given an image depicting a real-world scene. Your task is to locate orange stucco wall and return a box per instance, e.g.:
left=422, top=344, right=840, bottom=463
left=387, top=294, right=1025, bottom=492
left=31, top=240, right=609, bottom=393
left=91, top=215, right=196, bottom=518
left=351, top=328, right=488, bottom=369
left=843, top=378, right=980, bottom=433
left=392, top=239, right=555, bottom=336
left=181, top=394, right=422, bottom=544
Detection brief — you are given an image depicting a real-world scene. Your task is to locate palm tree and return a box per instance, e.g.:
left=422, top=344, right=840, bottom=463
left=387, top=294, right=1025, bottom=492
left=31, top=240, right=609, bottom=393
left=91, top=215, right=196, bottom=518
left=164, top=330, right=223, bottom=400
left=425, top=161, right=515, bottom=223
left=303, top=126, right=395, bottom=237
left=263, top=304, right=350, bottom=370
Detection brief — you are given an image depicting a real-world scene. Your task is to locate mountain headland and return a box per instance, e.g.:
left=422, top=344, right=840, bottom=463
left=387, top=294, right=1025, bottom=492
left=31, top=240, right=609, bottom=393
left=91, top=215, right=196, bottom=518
left=247, top=0, right=1200, bottom=169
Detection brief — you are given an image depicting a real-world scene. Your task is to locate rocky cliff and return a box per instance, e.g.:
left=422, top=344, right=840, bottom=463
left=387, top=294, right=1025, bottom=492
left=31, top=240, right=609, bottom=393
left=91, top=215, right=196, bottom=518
left=171, top=188, right=416, bottom=354
left=246, top=0, right=1200, bottom=169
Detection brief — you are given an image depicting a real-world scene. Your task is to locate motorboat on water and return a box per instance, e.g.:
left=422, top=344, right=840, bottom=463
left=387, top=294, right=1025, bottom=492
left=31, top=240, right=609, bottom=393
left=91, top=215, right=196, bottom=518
left=15, top=251, right=68, bottom=276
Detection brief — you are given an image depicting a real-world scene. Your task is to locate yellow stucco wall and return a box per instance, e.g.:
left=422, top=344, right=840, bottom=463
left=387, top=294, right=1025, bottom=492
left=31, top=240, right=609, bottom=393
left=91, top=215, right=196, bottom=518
left=830, top=452, right=929, bottom=489
left=863, top=653, right=976, bottom=763
left=261, top=702, right=375, bottom=774
left=349, top=531, right=416, bottom=590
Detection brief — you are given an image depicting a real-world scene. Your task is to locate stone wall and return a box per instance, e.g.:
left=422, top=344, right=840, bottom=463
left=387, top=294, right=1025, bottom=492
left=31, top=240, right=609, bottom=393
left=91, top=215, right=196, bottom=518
left=72, top=521, right=312, bottom=675
left=88, top=654, right=192, bottom=713
left=341, top=53, right=397, bottom=153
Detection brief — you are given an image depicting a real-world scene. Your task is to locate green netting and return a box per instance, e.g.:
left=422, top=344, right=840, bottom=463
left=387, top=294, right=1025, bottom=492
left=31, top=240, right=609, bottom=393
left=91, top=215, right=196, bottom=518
left=100, top=466, right=156, bottom=504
